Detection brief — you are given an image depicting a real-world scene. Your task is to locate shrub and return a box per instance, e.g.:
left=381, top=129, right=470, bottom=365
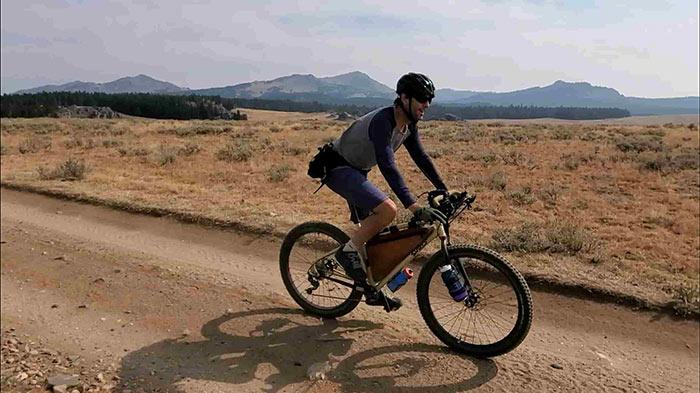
left=490, top=222, right=546, bottom=253
left=216, top=143, right=252, bottom=162
left=501, top=150, right=526, bottom=166
left=156, top=145, right=177, bottom=166
left=480, top=152, right=498, bottom=165
left=544, top=221, right=599, bottom=255
left=642, top=128, right=665, bottom=137
left=506, top=186, right=535, bottom=206
left=37, top=158, right=87, bottom=180
left=19, top=136, right=52, bottom=154
left=643, top=214, right=674, bottom=229
left=671, top=283, right=700, bottom=317
left=279, top=141, right=309, bottom=156
left=562, top=156, right=580, bottom=170
left=615, top=136, right=663, bottom=153
left=110, top=126, right=128, bottom=136
left=492, top=131, right=516, bottom=145
left=454, top=132, right=475, bottom=143
left=467, top=126, right=488, bottom=138
left=550, top=127, right=577, bottom=140
left=559, top=152, right=596, bottom=170
left=118, top=146, right=150, bottom=157
left=102, top=139, right=121, bottom=148
left=462, top=153, right=480, bottom=162
left=191, top=126, right=221, bottom=135
left=174, top=128, right=194, bottom=137
left=490, top=220, right=598, bottom=255
left=63, top=137, right=95, bottom=150
left=637, top=152, right=699, bottom=172
left=427, top=146, right=455, bottom=159
left=638, top=154, right=670, bottom=172
left=536, top=184, right=564, bottom=205
left=267, top=164, right=292, bottom=182
left=486, top=171, right=507, bottom=190
left=178, top=142, right=201, bottom=156
left=132, top=147, right=150, bottom=156
left=671, top=152, right=700, bottom=170
left=579, top=131, right=603, bottom=142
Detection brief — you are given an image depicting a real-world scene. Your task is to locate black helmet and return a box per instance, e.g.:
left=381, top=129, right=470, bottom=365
left=396, top=73, right=435, bottom=103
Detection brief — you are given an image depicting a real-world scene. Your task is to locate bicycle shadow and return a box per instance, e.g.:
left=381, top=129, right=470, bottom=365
left=332, top=343, right=498, bottom=392
left=117, top=308, right=497, bottom=392
left=117, top=307, right=383, bottom=392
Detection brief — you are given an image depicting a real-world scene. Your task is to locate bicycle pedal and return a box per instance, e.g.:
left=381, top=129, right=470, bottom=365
left=382, top=297, right=402, bottom=313
left=365, top=290, right=402, bottom=312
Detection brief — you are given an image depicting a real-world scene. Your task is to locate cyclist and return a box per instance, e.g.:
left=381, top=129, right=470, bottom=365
left=323, top=72, right=448, bottom=311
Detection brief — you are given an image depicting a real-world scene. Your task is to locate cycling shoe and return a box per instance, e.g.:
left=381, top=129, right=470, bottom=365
left=366, top=290, right=402, bottom=313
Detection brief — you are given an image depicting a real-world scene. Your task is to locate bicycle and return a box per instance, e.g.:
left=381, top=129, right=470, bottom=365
left=279, top=190, right=533, bottom=357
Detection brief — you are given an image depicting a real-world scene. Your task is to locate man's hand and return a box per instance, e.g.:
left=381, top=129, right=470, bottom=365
left=413, top=206, right=447, bottom=225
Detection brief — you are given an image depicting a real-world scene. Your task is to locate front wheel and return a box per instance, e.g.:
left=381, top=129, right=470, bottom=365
left=417, top=245, right=533, bottom=357
left=279, top=221, right=363, bottom=318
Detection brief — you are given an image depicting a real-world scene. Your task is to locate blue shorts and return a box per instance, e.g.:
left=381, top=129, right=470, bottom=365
left=325, top=166, right=388, bottom=223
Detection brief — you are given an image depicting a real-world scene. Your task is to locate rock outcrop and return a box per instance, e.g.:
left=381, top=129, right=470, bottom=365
left=53, top=106, right=122, bottom=119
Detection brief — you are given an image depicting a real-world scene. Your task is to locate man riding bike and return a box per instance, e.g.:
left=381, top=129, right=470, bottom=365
left=319, top=72, right=449, bottom=311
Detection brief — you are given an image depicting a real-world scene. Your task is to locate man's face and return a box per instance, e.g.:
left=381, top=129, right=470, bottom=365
left=401, top=94, right=431, bottom=121
left=411, top=97, right=430, bottom=121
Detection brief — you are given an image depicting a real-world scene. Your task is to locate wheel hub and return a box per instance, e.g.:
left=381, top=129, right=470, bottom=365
left=464, top=291, right=480, bottom=308
left=306, top=258, right=336, bottom=294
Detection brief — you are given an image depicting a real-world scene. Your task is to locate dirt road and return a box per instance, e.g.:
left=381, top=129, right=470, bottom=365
left=1, top=188, right=698, bottom=392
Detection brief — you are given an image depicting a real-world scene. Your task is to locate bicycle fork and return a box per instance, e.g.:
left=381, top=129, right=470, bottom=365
left=438, top=223, right=477, bottom=306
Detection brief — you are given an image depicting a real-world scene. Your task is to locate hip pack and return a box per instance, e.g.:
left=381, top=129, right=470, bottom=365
left=307, top=143, right=351, bottom=180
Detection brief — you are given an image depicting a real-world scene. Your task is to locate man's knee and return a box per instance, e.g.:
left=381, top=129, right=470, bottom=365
left=373, top=199, right=397, bottom=222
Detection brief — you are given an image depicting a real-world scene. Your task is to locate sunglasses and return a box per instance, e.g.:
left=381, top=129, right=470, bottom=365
left=414, top=95, right=433, bottom=104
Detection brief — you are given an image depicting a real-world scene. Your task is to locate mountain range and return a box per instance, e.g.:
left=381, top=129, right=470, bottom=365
left=11, top=72, right=699, bottom=115
left=14, top=74, right=188, bottom=94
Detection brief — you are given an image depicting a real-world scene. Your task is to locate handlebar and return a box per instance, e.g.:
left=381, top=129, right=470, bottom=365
left=427, top=190, right=476, bottom=221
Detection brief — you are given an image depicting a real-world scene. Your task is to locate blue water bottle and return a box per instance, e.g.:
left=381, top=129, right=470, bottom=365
left=387, top=268, right=414, bottom=292
left=440, top=265, right=467, bottom=301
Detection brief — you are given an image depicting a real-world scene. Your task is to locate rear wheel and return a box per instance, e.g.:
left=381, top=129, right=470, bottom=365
left=417, top=245, right=532, bottom=357
left=279, top=221, right=362, bottom=318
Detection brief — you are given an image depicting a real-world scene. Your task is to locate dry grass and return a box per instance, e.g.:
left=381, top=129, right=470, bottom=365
left=1, top=113, right=698, bottom=312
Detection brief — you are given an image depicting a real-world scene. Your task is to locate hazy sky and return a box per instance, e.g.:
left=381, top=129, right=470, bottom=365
left=1, top=0, right=698, bottom=97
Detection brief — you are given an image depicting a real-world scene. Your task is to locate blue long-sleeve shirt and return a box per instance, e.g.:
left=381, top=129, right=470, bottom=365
left=333, top=106, right=446, bottom=207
